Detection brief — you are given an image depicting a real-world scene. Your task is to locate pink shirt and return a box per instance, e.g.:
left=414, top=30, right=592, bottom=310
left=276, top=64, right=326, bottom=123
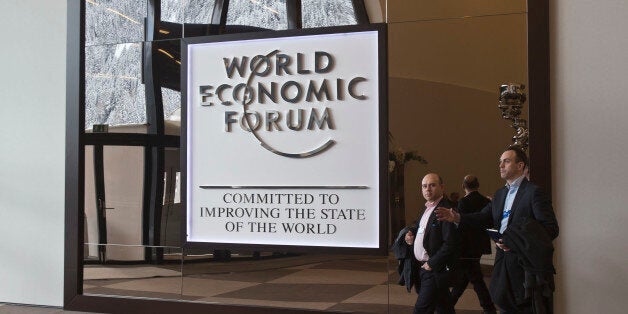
left=414, top=197, right=442, bottom=262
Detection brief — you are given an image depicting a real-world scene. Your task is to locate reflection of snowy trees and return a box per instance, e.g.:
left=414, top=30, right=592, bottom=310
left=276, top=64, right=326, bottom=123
left=162, top=88, right=181, bottom=120
left=161, top=0, right=185, bottom=23
left=222, top=0, right=357, bottom=30
left=85, top=44, right=146, bottom=129
left=303, top=0, right=356, bottom=28
left=85, top=43, right=181, bottom=129
left=180, top=0, right=216, bottom=23
left=161, top=0, right=216, bottom=24
left=84, top=0, right=185, bottom=129
left=85, top=0, right=146, bottom=46
left=227, top=0, right=287, bottom=30
left=84, top=0, right=357, bottom=129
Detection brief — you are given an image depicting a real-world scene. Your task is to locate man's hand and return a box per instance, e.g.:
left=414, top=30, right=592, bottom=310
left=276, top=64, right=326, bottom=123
left=404, top=231, right=415, bottom=245
left=421, top=262, right=432, bottom=271
left=435, top=207, right=460, bottom=223
left=496, top=239, right=511, bottom=252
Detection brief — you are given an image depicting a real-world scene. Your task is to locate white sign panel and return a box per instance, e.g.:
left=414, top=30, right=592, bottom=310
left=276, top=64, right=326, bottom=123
left=185, top=29, right=384, bottom=249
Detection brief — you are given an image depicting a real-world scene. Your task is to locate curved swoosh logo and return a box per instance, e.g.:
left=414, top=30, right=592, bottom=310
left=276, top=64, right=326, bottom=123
left=239, top=49, right=335, bottom=158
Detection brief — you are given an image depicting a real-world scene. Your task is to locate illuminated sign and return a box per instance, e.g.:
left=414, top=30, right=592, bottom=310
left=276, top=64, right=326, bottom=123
left=183, top=25, right=387, bottom=252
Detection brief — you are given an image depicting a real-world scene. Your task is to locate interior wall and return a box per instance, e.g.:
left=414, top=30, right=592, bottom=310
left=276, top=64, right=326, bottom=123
left=0, top=0, right=66, bottom=307
left=551, top=1, right=628, bottom=313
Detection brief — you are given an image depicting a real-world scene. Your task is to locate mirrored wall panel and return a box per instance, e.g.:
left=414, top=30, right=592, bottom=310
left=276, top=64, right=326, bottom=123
left=85, top=43, right=147, bottom=130
left=83, top=244, right=184, bottom=299
left=387, top=13, right=528, bottom=226
left=84, top=145, right=145, bottom=261
left=85, top=0, right=147, bottom=46
left=76, top=1, right=533, bottom=313
left=387, top=11, right=528, bottom=278
left=179, top=0, right=216, bottom=24
left=179, top=252, right=391, bottom=312
left=85, top=39, right=183, bottom=131
left=386, top=0, right=526, bottom=23
left=226, top=0, right=288, bottom=30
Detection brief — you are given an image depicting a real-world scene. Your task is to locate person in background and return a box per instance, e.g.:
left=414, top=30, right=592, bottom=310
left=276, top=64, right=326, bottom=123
left=450, top=175, right=496, bottom=314
left=449, top=192, right=460, bottom=208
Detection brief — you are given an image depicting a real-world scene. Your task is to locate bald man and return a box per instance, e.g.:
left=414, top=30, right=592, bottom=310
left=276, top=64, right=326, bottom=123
left=405, top=173, right=459, bottom=314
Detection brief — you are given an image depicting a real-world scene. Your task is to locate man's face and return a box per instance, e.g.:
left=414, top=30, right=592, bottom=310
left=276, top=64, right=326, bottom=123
left=421, top=174, right=444, bottom=202
left=499, top=150, right=524, bottom=181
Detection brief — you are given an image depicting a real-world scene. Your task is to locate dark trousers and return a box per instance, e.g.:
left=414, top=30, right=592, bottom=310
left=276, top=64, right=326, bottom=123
left=451, top=259, right=495, bottom=312
left=498, top=301, right=533, bottom=314
left=499, top=295, right=555, bottom=314
left=413, top=268, right=454, bottom=314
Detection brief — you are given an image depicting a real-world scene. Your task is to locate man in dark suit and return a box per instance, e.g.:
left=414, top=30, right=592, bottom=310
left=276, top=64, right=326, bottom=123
left=450, top=175, right=496, bottom=314
left=436, top=146, right=559, bottom=313
left=405, top=173, right=459, bottom=314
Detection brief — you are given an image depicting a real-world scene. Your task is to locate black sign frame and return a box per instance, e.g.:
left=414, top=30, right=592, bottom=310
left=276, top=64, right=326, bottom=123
left=180, top=23, right=389, bottom=255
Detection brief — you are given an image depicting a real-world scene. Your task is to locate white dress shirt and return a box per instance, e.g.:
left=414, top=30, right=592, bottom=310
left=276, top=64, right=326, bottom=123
left=414, top=196, right=442, bottom=262
left=499, top=175, right=525, bottom=233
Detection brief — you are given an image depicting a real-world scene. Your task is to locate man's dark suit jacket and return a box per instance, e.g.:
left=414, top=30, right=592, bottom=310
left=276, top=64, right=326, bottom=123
left=413, top=197, right=460, bottom=287
left=460, top=178, right=559, bottom=308
left=457, top=191, right=492, bottom=258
